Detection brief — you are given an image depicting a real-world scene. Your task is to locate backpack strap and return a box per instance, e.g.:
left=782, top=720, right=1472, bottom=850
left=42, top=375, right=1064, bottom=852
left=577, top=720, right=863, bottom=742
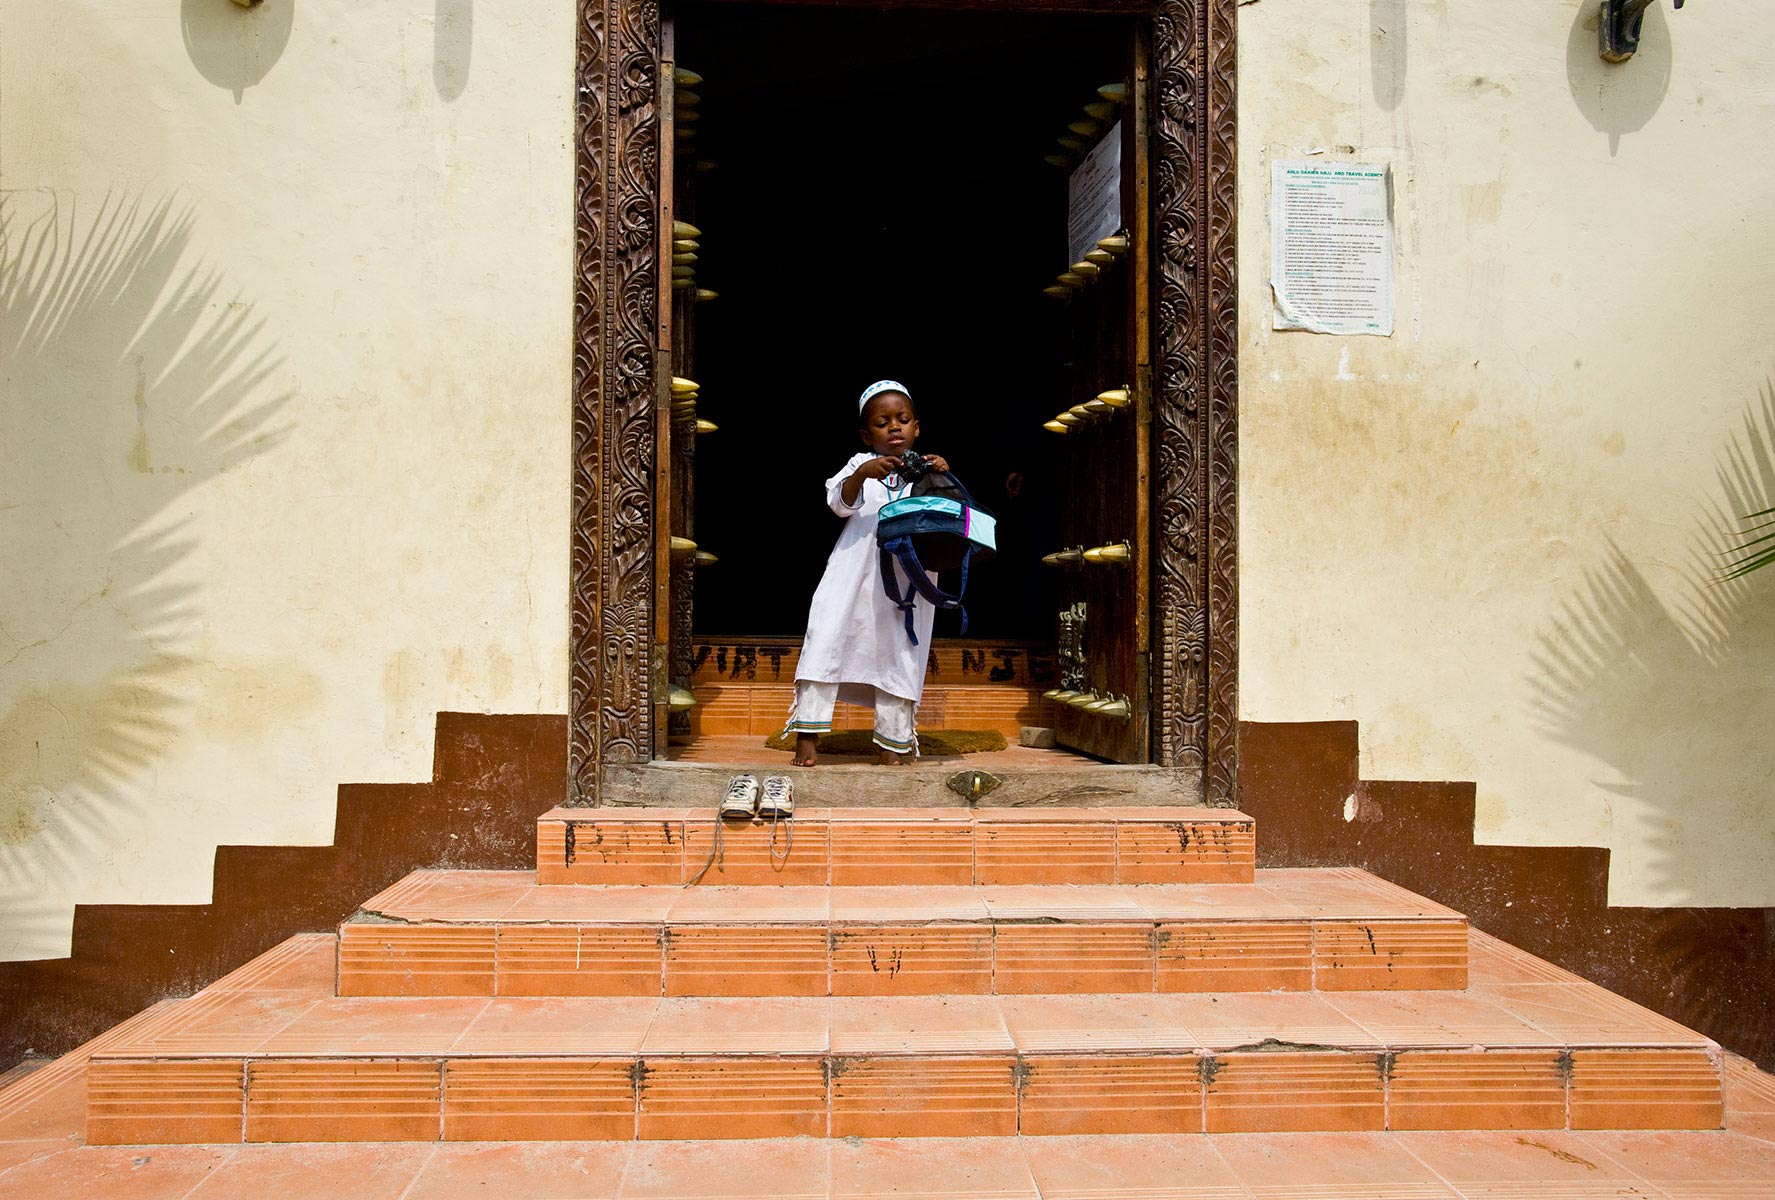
left=879, top=537, right=976, bottom=645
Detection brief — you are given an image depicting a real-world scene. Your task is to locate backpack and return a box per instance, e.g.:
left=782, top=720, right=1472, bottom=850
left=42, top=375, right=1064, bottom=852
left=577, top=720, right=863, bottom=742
left=877, top=469, right=996, bottom=645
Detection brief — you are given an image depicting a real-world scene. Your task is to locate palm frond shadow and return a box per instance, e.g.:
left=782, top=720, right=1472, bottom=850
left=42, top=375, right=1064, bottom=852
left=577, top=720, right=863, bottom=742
left=0, top=192, right=291, bottom=932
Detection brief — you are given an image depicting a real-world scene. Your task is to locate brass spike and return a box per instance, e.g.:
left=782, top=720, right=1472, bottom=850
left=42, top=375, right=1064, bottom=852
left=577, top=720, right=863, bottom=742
left=1083, top=398, right=1112, bottom=415
left=676, top=109, right=700, bottom=125
left=695, top=418, right=718, bottom=435
left=673, top=253, right=698, bottom=265
left=675, top=68, right=703, bottom=88
left=1097, top=234, right=1130, bottom=256
left=1084, top=249, right=1114, bottom=266
left=1043, top=419, right=1070, bottom=434
left=673, top=278, right=694, bottom=290
left=1067, top=691, right=1099, bottom=709
left=1055, top=412, right=1082, bottom=427
left=1054, top=547, right=1085, bottom=564
left=666, top=684, right=698, bottom=713
left=1058, top=272, right=1087, bottom=289
left=1098, top=696, right=1133, bottom=721
left=1096, top=387, right=1132, bottom=408
left=1068, top=119, right=1101, bottom=137
left=1084, top=101, right=1116, bottom=121
left=1098, top=82, right=1130, bottom=104
left=673, top=221, right=702, bottom=240
left=673, top=239, right=699, bottom=253
left=1057, top=135, right=1086, bottom=152
left=672, top=265, right=696, bottom=278
left=1068, top=404, right=1095, bottom=421
left=670, top=376, right=700, bottom=396
left=1043, top=154, right=1071, bottom=169
left=693, top=550, right=718, bottom=568
left=695, top=161, right=718, bottom=174
left=677, top=90, right=702, bottom=107
left=1042, top=687, right=1065, bottom=700
left=669, top=536, right=698, bottom=560
left=1042, top=285, right=1072, bottom=300
left=695, top=288, right=719, bottom=302
left=1049, top=690, right=1082, bottom=705
left=1071, top=261, right=1100, bottom=279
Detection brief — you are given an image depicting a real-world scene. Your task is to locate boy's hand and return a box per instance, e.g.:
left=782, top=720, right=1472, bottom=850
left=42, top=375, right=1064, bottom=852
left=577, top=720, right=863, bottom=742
left=863, top=456, right=902, bottom=480
left=923, top=454, right=949, bottom=473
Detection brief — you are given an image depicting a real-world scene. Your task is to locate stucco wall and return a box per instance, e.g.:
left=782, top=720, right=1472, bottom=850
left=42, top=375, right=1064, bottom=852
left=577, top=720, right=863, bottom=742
left=3, top=0, right=1768, bottom=966
left=1238, top=0, right=1775, bottom=906
left=0, top=1, right=573, bottom=958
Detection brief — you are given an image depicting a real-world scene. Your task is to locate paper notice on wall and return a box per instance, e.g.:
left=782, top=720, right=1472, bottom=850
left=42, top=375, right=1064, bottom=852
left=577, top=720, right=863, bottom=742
left=1270, top=161, right=1395, bottom=336
left=1067, top=122, right=1123, bottom=266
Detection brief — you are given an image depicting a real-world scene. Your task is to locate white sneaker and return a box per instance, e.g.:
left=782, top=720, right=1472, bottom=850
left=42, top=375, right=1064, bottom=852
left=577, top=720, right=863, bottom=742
left=721, top=774, right=760, bottom=819
left=758, top=775, right=794, bottom=818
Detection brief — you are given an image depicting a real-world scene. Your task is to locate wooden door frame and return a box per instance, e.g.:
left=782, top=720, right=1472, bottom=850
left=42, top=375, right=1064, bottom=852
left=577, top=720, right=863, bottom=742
left=569, top=0, right=1239, bottom=805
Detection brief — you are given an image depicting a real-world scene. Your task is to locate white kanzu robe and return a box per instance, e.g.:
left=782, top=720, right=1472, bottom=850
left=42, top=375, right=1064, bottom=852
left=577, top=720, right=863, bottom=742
left=796, top=452, right=936, bottom=706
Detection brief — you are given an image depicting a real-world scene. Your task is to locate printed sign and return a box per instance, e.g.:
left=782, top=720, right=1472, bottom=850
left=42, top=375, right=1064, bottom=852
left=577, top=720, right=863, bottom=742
left=1270, top=161, right=1395, bottom=336
left=1067, top=122, right=1123, bottom=266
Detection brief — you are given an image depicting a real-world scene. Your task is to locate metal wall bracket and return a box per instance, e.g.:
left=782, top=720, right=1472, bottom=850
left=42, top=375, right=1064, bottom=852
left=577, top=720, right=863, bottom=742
left=1600, top=0, right=1684, bottom=64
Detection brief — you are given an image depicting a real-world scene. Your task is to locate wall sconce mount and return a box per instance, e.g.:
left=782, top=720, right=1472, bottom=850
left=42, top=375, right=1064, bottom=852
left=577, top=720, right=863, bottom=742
left=1599, top=0, right=1685, bottom=63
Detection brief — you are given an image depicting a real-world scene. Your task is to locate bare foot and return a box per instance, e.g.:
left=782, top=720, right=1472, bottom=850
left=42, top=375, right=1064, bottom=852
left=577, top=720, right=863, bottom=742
left=877, top=749, right=908, bottom=766
left=793, top=734, right=819, bottom=767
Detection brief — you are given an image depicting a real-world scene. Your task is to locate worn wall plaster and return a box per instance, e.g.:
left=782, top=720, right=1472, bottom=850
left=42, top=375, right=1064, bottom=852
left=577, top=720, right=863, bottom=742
left=1239, top=0, right=1775, bottom=906
left=0, top=1, right=572, bottom=958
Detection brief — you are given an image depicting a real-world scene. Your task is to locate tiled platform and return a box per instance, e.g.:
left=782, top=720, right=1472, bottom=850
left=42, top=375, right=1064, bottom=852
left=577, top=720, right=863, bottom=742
left=535, top=807, right=1257, bottom=885
left=78, top=931, right=1730, bottom=1145
left=337, top=868, right=1470, bottom=996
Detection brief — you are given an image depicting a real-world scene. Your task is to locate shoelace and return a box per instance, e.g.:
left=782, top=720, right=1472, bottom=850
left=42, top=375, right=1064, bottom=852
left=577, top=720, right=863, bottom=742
left=762, top=781, right=794, bottom=866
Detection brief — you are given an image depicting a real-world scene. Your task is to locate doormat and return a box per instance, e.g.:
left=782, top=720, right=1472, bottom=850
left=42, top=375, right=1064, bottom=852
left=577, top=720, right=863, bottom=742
left=763, top=730, right=1008, bottom=756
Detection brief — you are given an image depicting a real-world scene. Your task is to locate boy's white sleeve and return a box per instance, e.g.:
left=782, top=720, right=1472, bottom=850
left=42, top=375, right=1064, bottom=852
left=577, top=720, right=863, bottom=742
left=825, top=454, right=869, bottom=517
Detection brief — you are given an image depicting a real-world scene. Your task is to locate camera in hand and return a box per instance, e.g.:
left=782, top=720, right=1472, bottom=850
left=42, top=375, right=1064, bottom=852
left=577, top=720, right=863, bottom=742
left=896, top=449, right=933, bottom=481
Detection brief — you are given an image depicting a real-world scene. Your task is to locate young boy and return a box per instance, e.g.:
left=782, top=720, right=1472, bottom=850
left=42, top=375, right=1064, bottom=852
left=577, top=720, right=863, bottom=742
left=786, top=380, right=949, bottom=766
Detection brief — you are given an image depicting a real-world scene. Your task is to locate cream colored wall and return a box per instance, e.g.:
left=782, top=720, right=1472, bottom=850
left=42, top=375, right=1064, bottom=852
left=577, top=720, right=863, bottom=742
left=1239, top=0, right=1775, bottom=906
left=0, top=0, right=573, bottom=958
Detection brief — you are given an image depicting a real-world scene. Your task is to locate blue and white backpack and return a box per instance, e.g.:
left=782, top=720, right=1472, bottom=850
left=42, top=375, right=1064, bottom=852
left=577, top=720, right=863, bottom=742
left=877, top=469, right=996, bottom=645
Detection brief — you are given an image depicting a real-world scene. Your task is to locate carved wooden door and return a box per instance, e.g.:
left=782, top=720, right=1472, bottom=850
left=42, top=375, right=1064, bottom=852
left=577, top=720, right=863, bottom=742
left=1044, top=32, right=1152, bottom=764
left=654, top=16, right=701, bottom=742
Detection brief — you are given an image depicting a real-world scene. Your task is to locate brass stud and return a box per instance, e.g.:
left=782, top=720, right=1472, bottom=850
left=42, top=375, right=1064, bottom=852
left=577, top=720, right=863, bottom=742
left=666, top=684, right=698, bottom=713
left=1068, top=119, right=1101, bottom=137
left=693, top=550, right=719, bottom=568
left=670, top=536, right=698, bottom=560
left=1055, top=412, right=1082, bottom=427
left=675, top=68, right=703, bottom=88
left=1098, top=82, right=1130, bottom=104
left=673, top=253, right=698, bottom=265
left=695, top=418, right=718, bottom=435
left=673, top=221, right=702, bottom=240
left=671, top=376, right=700, bottom=397
left=1083, top=398, right=1112, bottom=415
left=695, top=288, right=718, bottom=303
left=1058, top=272, right=1087, bottom=289
left=1042, top=285, right=1073, bottom=300
left=1043, top=154, right=1071, bottom=169
left=1057, top=135, right=1086, bottom=152
left=672, top=265, right=696, bottom=278
left=1097, top=234, right=1130, bottom=255
left=673, top=278, right=695, bottom=290
left=1084, top=249, right=1114, bottom=266
left=677, top=90, right=702, bottom=107
left=1084, top=101, right=1116, bottom=121
left=1071, top=261, right=1100, bottom=279
left=1043, top=419, right=1070, bottom=434
left=1096, top=387, right=1132, bottom=408
left=673, top=239, right=699, bottom=253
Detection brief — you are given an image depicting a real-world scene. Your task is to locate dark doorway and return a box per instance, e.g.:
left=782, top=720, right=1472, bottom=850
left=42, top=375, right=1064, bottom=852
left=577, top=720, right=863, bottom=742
left=679, top=4, right=1133, bottom=642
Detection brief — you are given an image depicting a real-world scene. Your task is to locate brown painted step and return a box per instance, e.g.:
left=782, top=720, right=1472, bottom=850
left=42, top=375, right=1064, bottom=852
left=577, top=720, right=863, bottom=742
left=86, top=932, right=1725, bottom=1146
left=535, top=806, right=1256, bottom=886
left=336, top=868, right=1469, bottom=997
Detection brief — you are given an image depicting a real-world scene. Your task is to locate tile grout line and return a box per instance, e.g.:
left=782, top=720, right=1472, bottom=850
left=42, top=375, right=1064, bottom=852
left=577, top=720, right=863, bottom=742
left=391, top=1141, right=443, bottom=1200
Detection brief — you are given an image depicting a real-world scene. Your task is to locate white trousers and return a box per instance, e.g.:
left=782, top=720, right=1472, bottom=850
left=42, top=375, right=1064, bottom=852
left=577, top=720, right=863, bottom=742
left=786, top=680, right=918, bottom=756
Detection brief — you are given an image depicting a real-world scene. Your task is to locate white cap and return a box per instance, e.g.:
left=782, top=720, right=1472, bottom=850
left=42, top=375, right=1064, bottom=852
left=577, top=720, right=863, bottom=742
left=858, top=379, right=910, bottom=413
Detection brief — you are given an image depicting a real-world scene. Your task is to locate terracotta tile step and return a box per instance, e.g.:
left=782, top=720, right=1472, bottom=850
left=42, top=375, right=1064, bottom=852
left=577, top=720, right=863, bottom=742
left=12, top=1131, right=1775, bottom=1198
left=535, top=805, right=1256, bottom=886
left=85, top=983, right=1723, bottom=1144
left=338, top=867, right=1469, bottom=996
